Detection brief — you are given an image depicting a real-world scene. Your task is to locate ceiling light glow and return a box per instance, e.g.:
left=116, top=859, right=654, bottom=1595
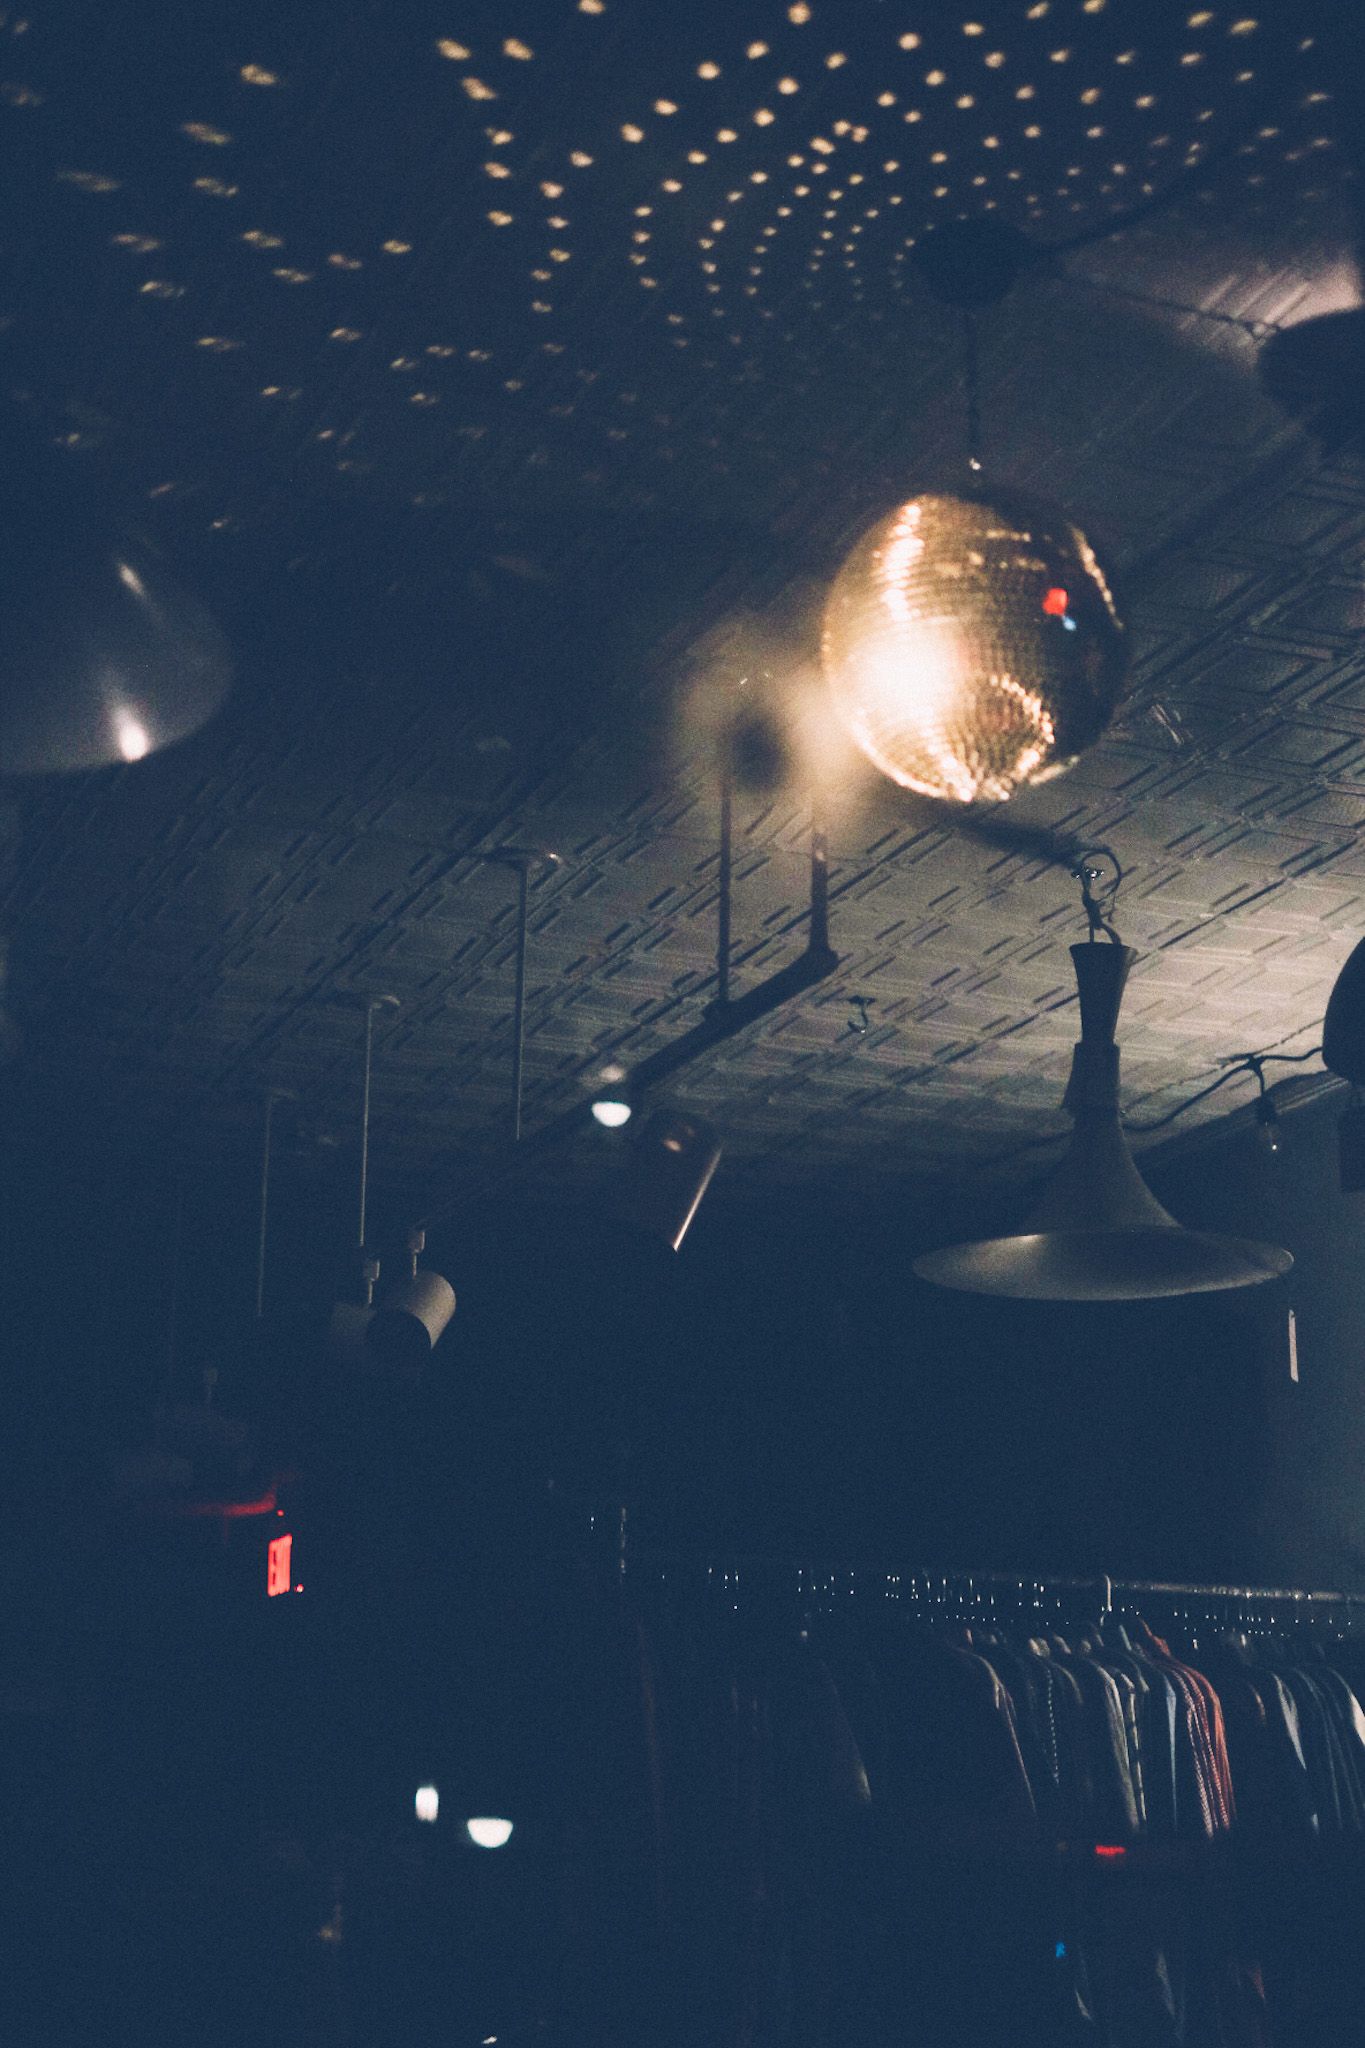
left=466, top=1817, right=514, bottom=1848
left=822, top=492, right=1126, bottom=805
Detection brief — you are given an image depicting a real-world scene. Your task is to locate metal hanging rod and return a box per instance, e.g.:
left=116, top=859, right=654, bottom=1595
left=621, top=1549, right=1365, bottom=1612
left=419, top=789, right=838, bottom=1229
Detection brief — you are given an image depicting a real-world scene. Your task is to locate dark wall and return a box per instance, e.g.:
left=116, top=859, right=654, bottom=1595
left=5, top=1087, right=1365, bottom=1608
left=7, top=1086, right=1365, bottom=2042
left=1143, top=1093, right=1365, bottom=1593
left=611, top=1091, right=1365, bottom=1593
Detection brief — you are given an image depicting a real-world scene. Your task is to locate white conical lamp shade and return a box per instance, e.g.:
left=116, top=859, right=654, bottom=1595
left=914, top=944, right=1293, bottom=1301
left=0, top=443, right=232, bottom=773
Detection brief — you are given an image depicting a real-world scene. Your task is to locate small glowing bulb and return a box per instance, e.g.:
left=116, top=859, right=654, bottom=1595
left=592, top=1098, right=632, bottom=1128
left=114, top=712, right=151, bottom=761
left=466, top=1817, right=513, bottom=1848
left=415, top=1785, right=439, bottom=1823
left=1255, top=1093, right=1282, bottom=1158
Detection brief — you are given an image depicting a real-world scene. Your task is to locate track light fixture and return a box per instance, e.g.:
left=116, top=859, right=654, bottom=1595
left=367, top=1226, right=457, bottom=1377
left=323, top=996, right=456, bottom=1376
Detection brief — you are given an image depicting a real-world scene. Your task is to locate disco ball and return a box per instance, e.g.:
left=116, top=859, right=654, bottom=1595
left=821, top=488, right=1127, bottom=805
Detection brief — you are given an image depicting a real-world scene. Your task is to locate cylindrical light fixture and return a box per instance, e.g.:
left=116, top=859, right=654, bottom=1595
left=367, top=1227, right=456, bottom=1375
left=328, top=1257, right=381, bottom=1366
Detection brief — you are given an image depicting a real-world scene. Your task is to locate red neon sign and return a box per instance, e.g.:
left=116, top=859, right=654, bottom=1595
left=267, top=1532, right=293, bottom=1597
left=1093, top=1843, right=1127, bottom=1860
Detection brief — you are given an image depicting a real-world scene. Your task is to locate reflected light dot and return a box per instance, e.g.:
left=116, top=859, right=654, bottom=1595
left=466, top=1817, right=514, bottom=1848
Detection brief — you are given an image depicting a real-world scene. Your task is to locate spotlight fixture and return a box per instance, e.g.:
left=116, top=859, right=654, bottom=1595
left=820, top=220, right=1127, bottom=807
left=367, top=1226, right=456, bottom=1375
left=915, top=937, right=1292, bottom=1301
left=591, top=1097, right=632, bottom=1128
left=0, top=434, right=232, bottom=773
left=606, top=1107, right=722, bottom=1251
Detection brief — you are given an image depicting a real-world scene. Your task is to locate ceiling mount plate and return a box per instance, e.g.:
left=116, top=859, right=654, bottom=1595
left=910, top=218, right=1033, bottom=308
left=484, top=845, right=563, bottom=875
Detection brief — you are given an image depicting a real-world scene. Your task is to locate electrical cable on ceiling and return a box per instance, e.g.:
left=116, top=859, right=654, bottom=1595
left=1124, top=1046, right=1324, bottom=1134
left=965, top=1042, right=1326, bottom=1176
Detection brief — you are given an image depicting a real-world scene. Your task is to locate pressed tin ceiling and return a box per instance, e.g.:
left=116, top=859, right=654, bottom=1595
left=1, top=0, right=1363, bottom=1202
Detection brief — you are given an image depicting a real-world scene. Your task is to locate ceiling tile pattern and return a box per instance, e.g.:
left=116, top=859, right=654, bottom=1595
left=1, top=0, right=1362, bottom=1203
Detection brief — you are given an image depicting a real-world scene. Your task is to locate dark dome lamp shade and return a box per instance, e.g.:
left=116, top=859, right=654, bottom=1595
left=914, top=941, right=1293, bottom=1301
left=0, top=442, right=232, bottom=773
left=1321, top=932, right=1365, bottom=1191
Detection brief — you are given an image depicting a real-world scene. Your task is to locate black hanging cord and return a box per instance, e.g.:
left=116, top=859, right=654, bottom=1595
left=1124, top=1046, right=1323, bottom=1134
left=962, top=308, right=983, bottom=477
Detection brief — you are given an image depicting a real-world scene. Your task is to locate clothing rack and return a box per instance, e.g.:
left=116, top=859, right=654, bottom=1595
left=613, top=1540, right=1365, bottom=1620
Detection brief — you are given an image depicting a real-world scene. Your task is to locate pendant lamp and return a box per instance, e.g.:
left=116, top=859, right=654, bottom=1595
left=914, top=941, right=1292, bottom=1301
left=820, top=222, right=1127, bottom=807
left=0, top=437, right=232, bottom=773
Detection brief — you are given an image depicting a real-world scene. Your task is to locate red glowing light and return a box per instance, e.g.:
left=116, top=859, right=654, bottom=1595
left=1042, top=587, right=1069, bottom=617
left=267, top=1532, right=293, bottom=1597
left=1093, top=1843, right=1127, bottom=1859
